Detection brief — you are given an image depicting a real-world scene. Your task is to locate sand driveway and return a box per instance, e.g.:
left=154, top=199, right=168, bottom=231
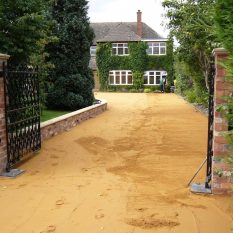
left=0, top=92, right=232, bottom=233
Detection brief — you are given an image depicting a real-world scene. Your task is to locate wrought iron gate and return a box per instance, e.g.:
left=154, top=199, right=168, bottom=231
left=3, top=63, right=41, bottom=171
left=205, top=57, right=215, bottom=188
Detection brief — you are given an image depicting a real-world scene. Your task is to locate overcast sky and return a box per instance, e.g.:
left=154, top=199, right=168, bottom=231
left=87, top=0, right=169, bottom=38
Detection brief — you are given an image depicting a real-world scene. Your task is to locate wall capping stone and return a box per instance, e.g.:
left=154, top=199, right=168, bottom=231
left=213, top=48, right=229, bottom=56
left=0, top=53, right=10, bottom=60
left=40, top=99, right=107, bottom=141
left=41, top=99, right=107, bottom=128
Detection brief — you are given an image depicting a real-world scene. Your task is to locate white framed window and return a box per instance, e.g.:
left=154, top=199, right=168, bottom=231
left=112, top=43, right=129, bottom=56
left=144, top=71, right=167, bottom=85
left=147, top=42, right=166, bottom=55
left=90, top=46, right=96, bottom=56
left=109, top=70, right=133, bottom=85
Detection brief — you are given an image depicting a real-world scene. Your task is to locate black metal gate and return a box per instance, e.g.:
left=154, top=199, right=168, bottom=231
left=3, top=63, right=41, bottom=171
left=205, top=57, right=215, bottom=188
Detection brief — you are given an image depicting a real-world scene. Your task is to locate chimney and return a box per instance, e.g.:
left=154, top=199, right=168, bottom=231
left=137, top=10, right=142, bottom=37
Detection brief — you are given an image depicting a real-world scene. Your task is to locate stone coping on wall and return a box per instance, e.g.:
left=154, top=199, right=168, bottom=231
left=0, top=53, right=10, bottom=60
left=40, top=99, right=107, bottom=141
left=213, top=48, right=230, bottom=56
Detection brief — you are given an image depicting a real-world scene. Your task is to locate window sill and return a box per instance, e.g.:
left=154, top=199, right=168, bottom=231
left=144, top=84, right=160, bottom=86
left=109, top=84, right=133, bottom=85
left=147, top=54, right=167, bottom=56
left=111, top=54, right=130, bottom=56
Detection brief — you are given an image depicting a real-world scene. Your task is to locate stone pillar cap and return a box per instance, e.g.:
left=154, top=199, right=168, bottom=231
left=213, top=48, right=229, bottom=56
left=0, top=53, right=10, bottom=60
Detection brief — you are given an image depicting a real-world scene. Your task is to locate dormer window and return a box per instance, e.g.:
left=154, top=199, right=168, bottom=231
left=112, top=43, right=129, bottom=56
left=147, top=42, right=166, bottom=55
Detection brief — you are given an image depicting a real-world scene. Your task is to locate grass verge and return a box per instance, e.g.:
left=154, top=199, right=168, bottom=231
left=40, top=109, right=70, bottom=122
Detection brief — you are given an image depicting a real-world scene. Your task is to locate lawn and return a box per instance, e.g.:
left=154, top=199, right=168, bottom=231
left=40, top=109, right=70, bottom=122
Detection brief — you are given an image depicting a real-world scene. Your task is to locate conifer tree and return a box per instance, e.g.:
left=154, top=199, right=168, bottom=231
left=46, top=0, right=94, bottom=110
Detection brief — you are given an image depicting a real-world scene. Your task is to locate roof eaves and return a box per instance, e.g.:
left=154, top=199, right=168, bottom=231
left=141, top=38, right=168, bottom=41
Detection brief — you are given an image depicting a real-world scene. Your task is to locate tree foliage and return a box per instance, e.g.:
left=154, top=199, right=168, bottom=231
left=46, top=0, right=94, bottom=110
left=0, top=0, right=53, bottom=65
left=162, top=0, right=218, bottom=104
left=214, top=0, right=233, bottom=144
left=215, top=1, right=233, bottom=53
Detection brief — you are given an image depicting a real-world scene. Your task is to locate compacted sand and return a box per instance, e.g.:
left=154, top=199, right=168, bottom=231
left=0, top=92, right=232, bottom=233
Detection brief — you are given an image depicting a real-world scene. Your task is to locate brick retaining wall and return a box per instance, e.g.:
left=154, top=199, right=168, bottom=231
left=40, top=100, right=107, bottom=141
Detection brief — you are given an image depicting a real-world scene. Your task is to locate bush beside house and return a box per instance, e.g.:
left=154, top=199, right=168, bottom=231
left=46, top=0, right=95, bottom=111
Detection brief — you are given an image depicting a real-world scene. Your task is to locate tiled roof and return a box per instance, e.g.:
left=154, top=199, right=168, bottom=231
left=90, top=22, right=164, bottom=44
left=97, top=23, right=141, bottom=42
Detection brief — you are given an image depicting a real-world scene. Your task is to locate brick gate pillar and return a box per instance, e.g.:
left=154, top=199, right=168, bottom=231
left=0, top=53, right=10, bottom=174
left=212, top=48, right=233, bottom=194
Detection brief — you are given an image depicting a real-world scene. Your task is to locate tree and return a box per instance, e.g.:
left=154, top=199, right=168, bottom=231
left=162, top=0, right=218, bottom=104
left=214, top=0, right=233, bottom=144
left=215, top=1, right=233, bottom=53
left=0, top=0, right=53, bottom=66
left=46, top=0, right=94, bottom=110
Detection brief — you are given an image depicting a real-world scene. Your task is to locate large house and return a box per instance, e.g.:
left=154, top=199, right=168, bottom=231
left=90, top=10, right=172, bottom=91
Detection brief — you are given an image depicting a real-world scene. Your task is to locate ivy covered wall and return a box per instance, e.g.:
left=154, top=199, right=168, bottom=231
left=96, top=40, right=173, bottom=91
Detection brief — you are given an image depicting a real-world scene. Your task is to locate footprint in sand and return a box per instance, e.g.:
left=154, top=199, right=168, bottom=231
left=81, top=168, right=88, bottom=172
left=46, top=225, right=56, bottom=232
left=76, top=184, right=84, bottom=190
left=136, top=207, right=147, bottom=212
left=40, top=225, right=56, bottom=233
left=16, top=183, right=27, bottom=189
left=98, top=192, right=108, bottom=197
left=95, top=210, right=105, bottom=220
left=55, top=199, right=64, bottom=206
left=30, top=170, right=39, bottom=176
left=50, top=155, right=59, bottom=159
left=126, top=217, right=180, bottom=229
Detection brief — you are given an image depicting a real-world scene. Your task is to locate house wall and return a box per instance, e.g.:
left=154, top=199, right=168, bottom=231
left=93, top=71, right=100, bottom=91
left=96, top=41, right=173, bottom=91
left=212, top=48, right=233, bottom=194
